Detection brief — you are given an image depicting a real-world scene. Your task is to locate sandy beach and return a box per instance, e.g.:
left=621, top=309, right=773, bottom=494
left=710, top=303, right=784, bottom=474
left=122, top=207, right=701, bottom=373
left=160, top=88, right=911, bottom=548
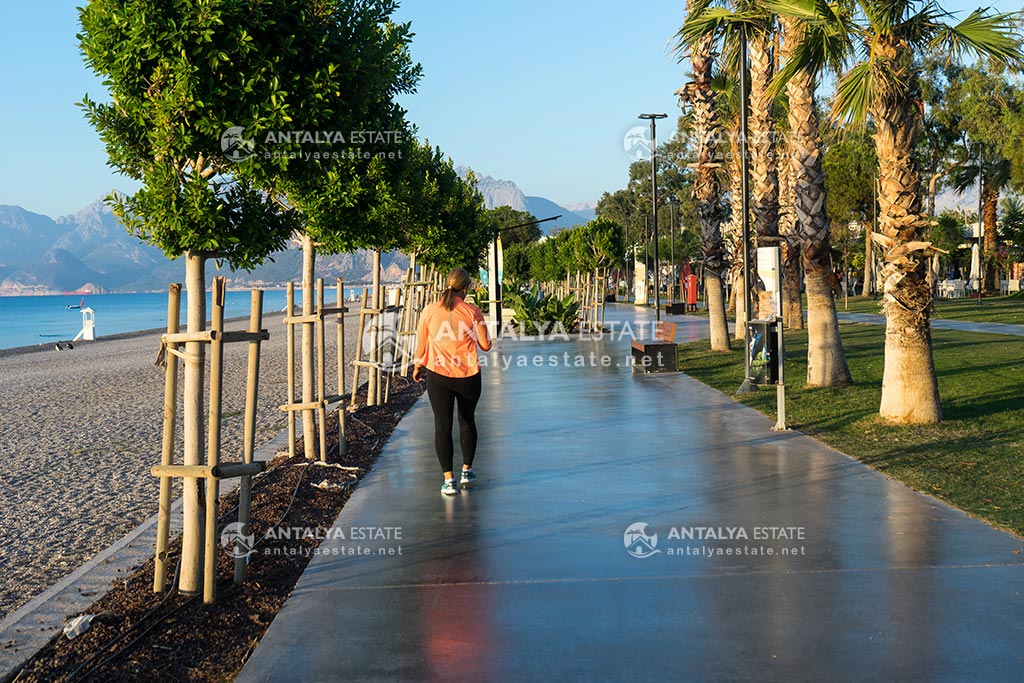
left=0, top=309, right=366, bottom=620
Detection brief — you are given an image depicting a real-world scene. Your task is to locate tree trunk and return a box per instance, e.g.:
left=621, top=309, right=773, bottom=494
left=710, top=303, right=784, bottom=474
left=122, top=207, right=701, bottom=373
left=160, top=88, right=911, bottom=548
left=368, top=249, right=383, bottom=405
left=180, top=251, right=207, bottom=594
left=879, top=302, right=942, bottom=422
left=301, top=235, right=317, bottom=460
left=778, top=140, right=803, bottom=330
left=705, top=270, right=730, bottom=350
left=805, top=267, right=851, bottom=386
left=781, top=15, right=850, bottom=384
left=749, top=30, right=780, bottom=249
left=782, top=238, right=803, bottom=329
left=734, top=272, right=747, bottom=341
left=982, top=180, right=998, bottom=292
left=872, top=41, right=941, bottom=423
left=679, top=26, right=730, bottom=351
left=862, top=219, right=873, bottom=297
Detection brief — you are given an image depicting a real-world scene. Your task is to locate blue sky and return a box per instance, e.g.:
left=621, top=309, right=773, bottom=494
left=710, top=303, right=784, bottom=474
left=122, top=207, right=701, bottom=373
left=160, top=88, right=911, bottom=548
left=0, top=0, right=1019, bottom=218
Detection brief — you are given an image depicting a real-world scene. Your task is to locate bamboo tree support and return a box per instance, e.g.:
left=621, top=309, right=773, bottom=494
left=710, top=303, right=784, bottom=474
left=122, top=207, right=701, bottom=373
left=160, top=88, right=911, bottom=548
left=300, top=248, right=317, bottom=460
left=153, top=278, right=270, bottom=603
left=383, top=285, right=402, bottom=405
left=367, top=251, right=382, bottom=406
left=316, top=280, right=328, bottom=463
left=285, top=283, right=296, bottom=459
left=349, top=288, right=370, bottom=410
left=235, top=290, right=263, bottom=585
left=398, top=256, right=416, bottom=377
left=335, top=278, right=347, bottom=457
left=154, top=284, right=181, bottom=593
left=203, top=277, right=226, bottom=603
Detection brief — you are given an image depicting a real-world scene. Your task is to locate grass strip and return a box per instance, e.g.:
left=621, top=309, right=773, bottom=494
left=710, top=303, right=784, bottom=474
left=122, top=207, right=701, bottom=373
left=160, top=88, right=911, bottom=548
left=837, top=292, right=1024, bottom=325
left=677, top=323, right=1024, bottom=537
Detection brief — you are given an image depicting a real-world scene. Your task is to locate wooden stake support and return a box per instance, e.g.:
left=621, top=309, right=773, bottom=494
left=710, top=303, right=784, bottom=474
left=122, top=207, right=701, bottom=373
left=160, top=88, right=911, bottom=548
left=280, top=278, right=350, bottom=463
left=152, top=278, right=268, bottom=604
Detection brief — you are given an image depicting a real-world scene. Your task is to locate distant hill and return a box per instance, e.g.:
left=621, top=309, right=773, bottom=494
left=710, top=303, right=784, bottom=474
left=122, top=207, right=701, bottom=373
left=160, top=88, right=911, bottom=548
left=0, top=199, right=408, bottom=295
left=455, top=167, right=593, bottom=233
left=2, top=170, right=597, bottom=294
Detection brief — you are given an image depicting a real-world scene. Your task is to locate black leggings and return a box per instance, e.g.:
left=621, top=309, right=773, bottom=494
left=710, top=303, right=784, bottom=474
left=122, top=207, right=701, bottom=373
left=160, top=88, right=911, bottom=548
left=424, top=370, right=482, bottom=474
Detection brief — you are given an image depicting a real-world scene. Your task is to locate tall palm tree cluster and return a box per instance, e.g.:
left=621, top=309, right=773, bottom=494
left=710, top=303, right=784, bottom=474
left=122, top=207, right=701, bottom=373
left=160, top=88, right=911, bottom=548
left=676, top=0, right=1022, bottom=424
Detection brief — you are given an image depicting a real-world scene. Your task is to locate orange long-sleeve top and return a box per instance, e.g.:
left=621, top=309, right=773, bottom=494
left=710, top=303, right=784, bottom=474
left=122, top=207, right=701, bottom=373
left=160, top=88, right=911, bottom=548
left=413, top=297, right=491, bottom=378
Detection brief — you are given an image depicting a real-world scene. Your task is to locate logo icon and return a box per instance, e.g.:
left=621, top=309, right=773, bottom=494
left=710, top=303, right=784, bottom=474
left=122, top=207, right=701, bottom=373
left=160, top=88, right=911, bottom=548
left=623, top=125, right=652, bottom=162
left=361, top=305, right=413, bottom=372
left=221, top=126, right=255, bottom=162
left=220, top=521, right=256, bottom=560
left=624, top=522, right=660, bottom=558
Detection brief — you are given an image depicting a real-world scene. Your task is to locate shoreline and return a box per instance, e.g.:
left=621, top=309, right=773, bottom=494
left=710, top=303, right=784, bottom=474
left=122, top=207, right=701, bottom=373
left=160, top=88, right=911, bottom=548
left=0, top=311, right=287, bottom=360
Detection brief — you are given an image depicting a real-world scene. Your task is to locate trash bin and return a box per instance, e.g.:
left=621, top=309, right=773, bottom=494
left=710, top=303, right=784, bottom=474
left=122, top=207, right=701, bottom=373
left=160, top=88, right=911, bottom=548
left=747, top=320, right=779, bottom=385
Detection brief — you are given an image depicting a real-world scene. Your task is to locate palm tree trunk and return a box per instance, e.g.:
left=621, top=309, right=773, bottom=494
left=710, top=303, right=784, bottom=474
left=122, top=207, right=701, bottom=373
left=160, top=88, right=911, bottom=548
left=982, top=179, right=998, bottom=291
left=680, top=27, right=730, bottom=350
left=749, top=30, right=781, bottom=319
left=726, top=118, right=747, bottom=339
left=781, top=16, right=849, bottom=385
left=777, top=132, right=803, bottom=329
left=782, top=238, right=803, bottom=328
left=872, top=62, right=941, bottom=423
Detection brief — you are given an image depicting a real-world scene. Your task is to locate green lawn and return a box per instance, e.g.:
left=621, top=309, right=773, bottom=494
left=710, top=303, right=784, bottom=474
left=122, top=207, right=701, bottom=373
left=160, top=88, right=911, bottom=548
left=677, top=324, right=1024, bottom=538
left=837, top=292, right=1024, bottom=325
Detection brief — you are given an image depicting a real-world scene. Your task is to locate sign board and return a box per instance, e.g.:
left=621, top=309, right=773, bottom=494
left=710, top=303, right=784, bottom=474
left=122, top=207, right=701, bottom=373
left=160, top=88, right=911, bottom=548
left=633, top=260, right=647, bottom=305
left=756, top=246, right=782, bottom=318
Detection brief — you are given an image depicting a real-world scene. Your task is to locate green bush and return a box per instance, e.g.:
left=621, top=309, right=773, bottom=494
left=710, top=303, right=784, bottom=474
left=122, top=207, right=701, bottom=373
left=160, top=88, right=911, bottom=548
left=504, top=284, right=579, bottom=335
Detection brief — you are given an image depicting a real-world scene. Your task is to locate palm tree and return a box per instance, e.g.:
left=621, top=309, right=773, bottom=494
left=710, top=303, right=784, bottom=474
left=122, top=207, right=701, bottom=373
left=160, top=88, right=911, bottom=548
left=777, top=14, right=851, bottom=385
left=951, top=150, right=1012, bottom=292
left=677, top=3, right=731, bottom=352
left=774, top=0, right=1022, bottom=422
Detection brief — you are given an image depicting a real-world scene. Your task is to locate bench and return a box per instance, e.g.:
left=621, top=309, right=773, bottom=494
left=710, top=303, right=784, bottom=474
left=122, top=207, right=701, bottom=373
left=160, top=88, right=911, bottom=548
left=631, top=320, right=678, bottom=372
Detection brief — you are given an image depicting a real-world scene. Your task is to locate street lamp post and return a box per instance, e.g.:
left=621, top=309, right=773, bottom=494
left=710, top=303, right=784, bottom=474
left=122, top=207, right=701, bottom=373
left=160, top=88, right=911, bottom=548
left=640, top=113, right=667, bottom=322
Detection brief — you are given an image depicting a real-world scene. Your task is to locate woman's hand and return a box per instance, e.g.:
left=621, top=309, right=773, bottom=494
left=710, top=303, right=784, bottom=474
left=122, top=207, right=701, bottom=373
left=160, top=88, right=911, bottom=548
left=412, top=364, right=425, bottom=383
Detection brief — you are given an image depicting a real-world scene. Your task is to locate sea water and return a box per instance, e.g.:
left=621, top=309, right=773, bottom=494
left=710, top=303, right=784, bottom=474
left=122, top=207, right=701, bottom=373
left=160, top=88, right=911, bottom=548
left=0, top=288, right=369, bottom=351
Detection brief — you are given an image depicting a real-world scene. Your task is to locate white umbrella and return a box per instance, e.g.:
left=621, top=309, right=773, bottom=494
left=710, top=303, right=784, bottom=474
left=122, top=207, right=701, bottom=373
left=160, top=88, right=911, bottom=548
left=969, top=242, right=981, bottom=291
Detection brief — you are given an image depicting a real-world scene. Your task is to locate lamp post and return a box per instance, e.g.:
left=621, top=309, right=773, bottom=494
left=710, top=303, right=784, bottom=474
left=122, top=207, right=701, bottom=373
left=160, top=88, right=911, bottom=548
left=976, top=142, right=983, bottom=306
left=736, top=26, right=757, bottom=394
left=640, top=112, right=667, bottom=322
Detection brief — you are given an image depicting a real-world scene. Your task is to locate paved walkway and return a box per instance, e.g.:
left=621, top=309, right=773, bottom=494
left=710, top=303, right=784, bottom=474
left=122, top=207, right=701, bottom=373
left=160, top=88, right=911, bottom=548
left=837, top=311, right=1024, bottom=336
left=238, top=305, right=1024, bottom=682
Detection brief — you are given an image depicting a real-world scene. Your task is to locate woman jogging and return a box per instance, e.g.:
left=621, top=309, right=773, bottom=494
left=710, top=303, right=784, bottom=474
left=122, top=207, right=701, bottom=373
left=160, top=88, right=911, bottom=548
left=412, top=268, right=492, bottom=495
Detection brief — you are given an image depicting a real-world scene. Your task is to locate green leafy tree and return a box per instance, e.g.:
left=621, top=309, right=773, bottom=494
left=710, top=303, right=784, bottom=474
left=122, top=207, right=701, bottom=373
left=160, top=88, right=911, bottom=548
left=484, top=206, right=542, bottom=248
left=78, top=0, right=366, bottom=594
left=562, top=217, right=627, bottom=273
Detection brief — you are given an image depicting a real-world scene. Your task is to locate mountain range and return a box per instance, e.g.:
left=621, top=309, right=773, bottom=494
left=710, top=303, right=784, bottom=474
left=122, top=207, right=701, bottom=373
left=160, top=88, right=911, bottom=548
left=455, top=168, right=596, bottom=229
left=0, top=173, right=597, bottom=295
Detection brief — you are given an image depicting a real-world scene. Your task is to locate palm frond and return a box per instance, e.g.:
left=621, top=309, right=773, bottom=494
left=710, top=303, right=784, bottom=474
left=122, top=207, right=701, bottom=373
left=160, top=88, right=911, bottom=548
left=769, top=1, right=857, bottom=98
left=832, top=61, right=875, bottom=125
left=933, top=9, right=1024, bottom=68
left=680, top=7, right=764, bottom=50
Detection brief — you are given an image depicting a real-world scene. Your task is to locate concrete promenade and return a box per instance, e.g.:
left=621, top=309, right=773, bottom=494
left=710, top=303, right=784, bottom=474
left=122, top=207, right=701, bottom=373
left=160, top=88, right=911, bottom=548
left=237, top=305, right=1024, bottom=682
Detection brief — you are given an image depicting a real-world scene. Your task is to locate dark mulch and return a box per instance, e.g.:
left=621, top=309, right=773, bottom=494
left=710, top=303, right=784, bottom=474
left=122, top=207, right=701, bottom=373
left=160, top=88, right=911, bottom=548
left=11, top=375, right=424, bottom=683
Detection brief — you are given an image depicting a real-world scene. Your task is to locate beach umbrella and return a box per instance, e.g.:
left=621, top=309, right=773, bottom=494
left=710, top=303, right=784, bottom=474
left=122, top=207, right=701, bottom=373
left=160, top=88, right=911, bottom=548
left=969, top=243, right=981, bottom=290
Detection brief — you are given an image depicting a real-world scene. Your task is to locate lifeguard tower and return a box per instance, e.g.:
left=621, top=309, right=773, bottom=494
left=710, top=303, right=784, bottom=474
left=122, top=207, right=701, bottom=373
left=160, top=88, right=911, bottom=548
left=73, top=307, right=96, bottom=342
